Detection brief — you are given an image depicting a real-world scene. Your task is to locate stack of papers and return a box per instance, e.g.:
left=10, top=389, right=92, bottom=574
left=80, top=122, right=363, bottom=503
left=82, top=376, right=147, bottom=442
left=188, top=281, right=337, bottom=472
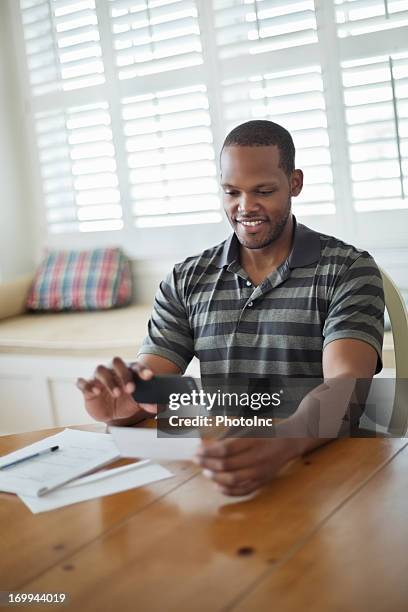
left=0, top=429, right=173, bottom=513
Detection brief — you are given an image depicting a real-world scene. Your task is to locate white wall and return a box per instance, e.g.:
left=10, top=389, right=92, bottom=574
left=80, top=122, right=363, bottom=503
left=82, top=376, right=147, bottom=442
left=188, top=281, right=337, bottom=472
left=0, top=0, right=34, bottom=283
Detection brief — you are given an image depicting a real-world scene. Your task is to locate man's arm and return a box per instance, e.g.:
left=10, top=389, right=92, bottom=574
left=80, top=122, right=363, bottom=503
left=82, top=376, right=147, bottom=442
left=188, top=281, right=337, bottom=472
left=294, top=251, right=384, bottom=452
left=195, top=339, right=379, bottom=497
left=287, top=337, right=378, bottom=456
left=322, top=337, right=378, bottom=379
left=138, top=354, right=182, bottom=375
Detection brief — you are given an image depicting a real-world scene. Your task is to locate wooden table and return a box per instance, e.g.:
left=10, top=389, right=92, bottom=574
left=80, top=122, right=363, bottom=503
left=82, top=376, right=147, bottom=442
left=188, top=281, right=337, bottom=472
left=1, top=426, right=408, bottom=612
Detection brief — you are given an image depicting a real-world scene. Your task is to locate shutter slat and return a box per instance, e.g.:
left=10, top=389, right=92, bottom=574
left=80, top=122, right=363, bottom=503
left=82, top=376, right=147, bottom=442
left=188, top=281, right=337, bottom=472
left=126, top=125, right=213, bottom=152
left=53, top=0, right=96, bottom=12
left=112, top=0, right=196, bottom=27
left=217, top=29, right=317, bottom=60
left=336, top=0, right=408, bottom=37
left=135, top=212, right=222, bottom=229
left=133, top=194, right=219, bottom=217
left=54, top=8, right=97, bottom=29
left=56, top=24, right=100, bottom=46
left=343, top=52, right=408, bottom=212
left=113, top=16, right=198, bottom=41
left=128, top=143, right=214, bottom=168
left=117, top=50, right=202, bottom=79
left=115, top=33, right=201, bottom=64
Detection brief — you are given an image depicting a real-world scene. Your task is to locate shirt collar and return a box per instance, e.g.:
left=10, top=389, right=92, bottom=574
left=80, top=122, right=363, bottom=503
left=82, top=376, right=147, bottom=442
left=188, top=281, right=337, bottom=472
left=287, top=216, right=322, bottom=269
left=215, top=232, right=239, bottom=268
left=215, top=215, right=321, bottom=270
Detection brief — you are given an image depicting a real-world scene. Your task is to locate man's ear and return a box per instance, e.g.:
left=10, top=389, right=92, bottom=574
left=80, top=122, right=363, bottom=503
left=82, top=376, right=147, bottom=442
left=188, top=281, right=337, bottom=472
left=290, top=169, right=303, bottom=197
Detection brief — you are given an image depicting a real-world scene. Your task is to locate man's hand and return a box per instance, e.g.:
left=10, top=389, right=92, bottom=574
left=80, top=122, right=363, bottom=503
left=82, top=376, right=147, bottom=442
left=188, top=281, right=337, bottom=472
left=194, top=436, right=300, bottom=497
left=77, top=357, right=158, bottom=425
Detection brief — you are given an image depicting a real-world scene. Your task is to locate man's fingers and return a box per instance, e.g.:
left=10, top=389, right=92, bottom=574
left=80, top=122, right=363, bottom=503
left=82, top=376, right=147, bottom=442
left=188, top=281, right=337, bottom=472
left=196, top=447, right=260, bottom=472
left=197, top=436, right=255, bottom=459
left=202, top=466, right=258, bottom=488
left=138, top=402, right=158, bottom=414
left=76, top=378, right=103, bottom=400
left=76, top=377, right=92, bottom=398
left=112, top=356, right=135, bottom=393
left=95, top=365, right=123, bottom=398
left=130, top=362, right=154, bottom=381
left=216, top=480, right=261, bottom=497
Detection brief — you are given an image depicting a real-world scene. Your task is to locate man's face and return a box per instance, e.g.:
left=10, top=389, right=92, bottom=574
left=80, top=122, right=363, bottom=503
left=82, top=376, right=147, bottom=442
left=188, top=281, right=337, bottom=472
left=220, top=145, right=303, bottom=250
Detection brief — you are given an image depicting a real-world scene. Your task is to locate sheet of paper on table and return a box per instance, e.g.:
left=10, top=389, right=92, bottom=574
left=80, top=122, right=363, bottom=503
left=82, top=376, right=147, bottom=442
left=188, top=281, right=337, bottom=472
left=19, top=460, right=173, bottom=514
left=0, top=429, right=120, bottom=497
left=109, top=426, right=201, bottom=461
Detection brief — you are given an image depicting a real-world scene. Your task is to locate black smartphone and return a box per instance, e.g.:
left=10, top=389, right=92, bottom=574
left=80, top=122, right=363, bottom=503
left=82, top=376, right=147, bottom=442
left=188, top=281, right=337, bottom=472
left=131, top=374, right=198, bottom=405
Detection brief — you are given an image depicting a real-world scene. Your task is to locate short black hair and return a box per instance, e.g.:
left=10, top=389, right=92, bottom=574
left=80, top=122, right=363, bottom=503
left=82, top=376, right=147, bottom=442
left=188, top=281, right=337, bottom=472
left=221, top=120, right=295, bottom=177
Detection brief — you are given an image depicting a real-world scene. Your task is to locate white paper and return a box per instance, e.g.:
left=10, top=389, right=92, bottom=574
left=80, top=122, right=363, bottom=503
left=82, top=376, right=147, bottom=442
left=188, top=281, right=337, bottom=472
left=64, top=459, right=151, bottom=486
left=19, top=461, right=173, bottom=514
left=0, top=429, right=120, bottom=497
left=109, top=426, right=201, bottom=461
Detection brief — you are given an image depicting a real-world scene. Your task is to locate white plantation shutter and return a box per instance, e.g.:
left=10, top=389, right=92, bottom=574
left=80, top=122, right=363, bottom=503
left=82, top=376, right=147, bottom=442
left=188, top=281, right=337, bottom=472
left=213, top=0, right=317, bottom=59
left=109, top=0, right=203, bottom=79
left=35, top=102, right=122, bottom=233
left=222, top=66, right=334, bottom=216
left=21, top=0, right=105, bottom=96
left=20, top=0, right=223, bottom=237
left=334, top=0, right=408, bottom=223
left=335, top=0, right=408, bottom=37
left=13, top=0, right=408, bottom=248
left=109, top=0, right=222, bottom=228
left=342, top=52, right=408, bottom=212
left=20, top=0, right=124, bottom=235
left=122, top=84, right=221, bottom=227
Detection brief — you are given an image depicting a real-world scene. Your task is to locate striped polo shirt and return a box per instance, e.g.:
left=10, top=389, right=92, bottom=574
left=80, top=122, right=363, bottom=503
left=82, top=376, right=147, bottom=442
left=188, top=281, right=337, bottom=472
left=138, top=217, right=384, bottom=379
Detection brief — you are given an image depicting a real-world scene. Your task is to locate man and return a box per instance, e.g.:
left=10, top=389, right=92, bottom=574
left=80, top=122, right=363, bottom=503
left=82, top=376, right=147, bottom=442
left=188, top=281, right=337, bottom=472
left=77, top=120, right=384, bottom=497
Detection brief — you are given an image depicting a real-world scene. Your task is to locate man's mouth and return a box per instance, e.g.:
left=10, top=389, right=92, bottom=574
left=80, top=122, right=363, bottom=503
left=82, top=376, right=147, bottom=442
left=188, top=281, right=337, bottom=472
left=235, top=218, right=268, bottom=235
left=236, top=219, right=267, bottom=226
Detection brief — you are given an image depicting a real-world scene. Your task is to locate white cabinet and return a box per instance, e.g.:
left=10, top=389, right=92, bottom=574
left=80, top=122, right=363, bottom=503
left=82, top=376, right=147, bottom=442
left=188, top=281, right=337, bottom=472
left=0, top=355, right=96, bottom=435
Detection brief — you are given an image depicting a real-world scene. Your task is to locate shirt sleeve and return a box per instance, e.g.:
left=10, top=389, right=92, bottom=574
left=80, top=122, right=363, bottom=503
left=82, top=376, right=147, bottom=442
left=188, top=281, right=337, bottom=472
left=322, top=253, right=385, bottom=374
left=137, top=267, right=194, bottom=372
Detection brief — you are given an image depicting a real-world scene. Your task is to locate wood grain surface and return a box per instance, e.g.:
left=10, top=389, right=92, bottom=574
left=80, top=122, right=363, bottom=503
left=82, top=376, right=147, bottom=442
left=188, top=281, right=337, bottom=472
left=1, top=427, right=406, bottom=612
left=233, top=442, right=408, bottom=612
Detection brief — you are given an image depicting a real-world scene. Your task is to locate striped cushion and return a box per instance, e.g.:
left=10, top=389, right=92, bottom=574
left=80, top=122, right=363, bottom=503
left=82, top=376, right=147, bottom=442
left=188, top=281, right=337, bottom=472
left=27, top=248, right=132, bottom=311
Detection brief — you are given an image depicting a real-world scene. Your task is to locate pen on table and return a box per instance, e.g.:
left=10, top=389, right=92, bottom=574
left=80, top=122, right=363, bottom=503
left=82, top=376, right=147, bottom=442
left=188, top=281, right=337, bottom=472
left=0, top=445, right=60, bottom=470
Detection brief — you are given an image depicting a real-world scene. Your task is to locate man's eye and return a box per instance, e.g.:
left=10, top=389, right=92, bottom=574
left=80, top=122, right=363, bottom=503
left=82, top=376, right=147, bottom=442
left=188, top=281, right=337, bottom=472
left=224, top=191, right=239, bottom=196
left=257, top=190, right=275, bottom=195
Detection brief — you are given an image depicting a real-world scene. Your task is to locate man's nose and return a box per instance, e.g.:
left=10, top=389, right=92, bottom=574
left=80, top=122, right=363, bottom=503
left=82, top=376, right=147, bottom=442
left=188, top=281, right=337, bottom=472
left=237, top=193, right=260, bottom=214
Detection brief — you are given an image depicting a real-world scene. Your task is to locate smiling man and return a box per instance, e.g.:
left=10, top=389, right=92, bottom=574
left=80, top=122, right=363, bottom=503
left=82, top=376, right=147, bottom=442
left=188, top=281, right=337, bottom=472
left=220, top=125, right=301, bottom=288
left=78, top=120, right=385, bottom=497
